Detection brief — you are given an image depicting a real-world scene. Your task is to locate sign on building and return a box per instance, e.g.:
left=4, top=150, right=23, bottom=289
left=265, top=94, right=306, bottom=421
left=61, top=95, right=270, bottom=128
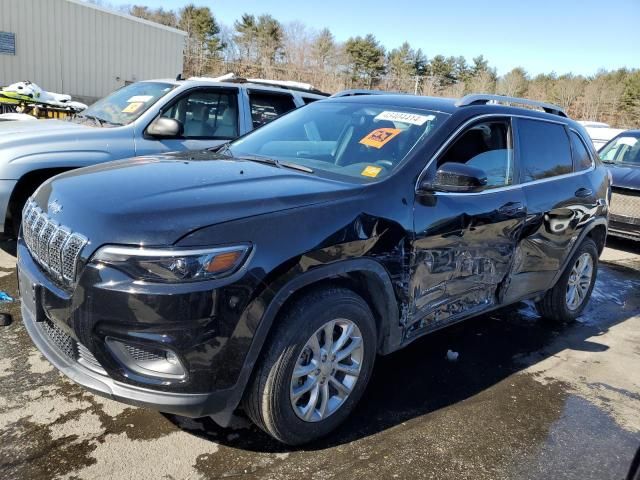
left=0, top=32, right=16, bottom=55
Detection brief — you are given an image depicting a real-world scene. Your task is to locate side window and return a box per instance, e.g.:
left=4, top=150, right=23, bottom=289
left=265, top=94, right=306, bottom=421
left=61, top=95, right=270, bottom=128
left=518, top=119, right=572, bottom=182
left=438, top=120, right=514, bottom=189
left=570, top=131, right=593, bottom=171
left=302, top=97, right=319, bottom=105
left=161, top=89, right=239, bottom=139
left=249, top=92, right=296, bottom=128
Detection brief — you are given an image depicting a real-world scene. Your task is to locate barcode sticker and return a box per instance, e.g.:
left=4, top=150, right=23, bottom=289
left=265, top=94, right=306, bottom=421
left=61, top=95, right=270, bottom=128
left=374, top=111, right=435, bottom=126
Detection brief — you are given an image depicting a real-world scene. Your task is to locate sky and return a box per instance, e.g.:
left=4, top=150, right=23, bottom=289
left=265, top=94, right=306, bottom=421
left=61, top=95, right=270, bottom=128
left=107, top=0, right=639, bottom=76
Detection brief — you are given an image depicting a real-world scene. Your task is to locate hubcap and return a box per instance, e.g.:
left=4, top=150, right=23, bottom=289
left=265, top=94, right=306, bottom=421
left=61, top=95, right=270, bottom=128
left=290, top=319, right=364, bottom=422
left=566, top=252, right=594, bottom=310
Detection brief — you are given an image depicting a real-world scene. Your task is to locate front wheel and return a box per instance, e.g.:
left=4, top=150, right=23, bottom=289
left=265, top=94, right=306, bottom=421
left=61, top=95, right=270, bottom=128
left=243, top=287, right=377, bottom=445
left=535, top=238, right=599, bottom=323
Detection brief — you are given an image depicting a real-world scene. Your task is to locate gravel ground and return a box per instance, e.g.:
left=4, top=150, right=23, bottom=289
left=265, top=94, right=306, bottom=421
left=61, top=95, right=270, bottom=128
left=0, top=237, right=639, bottom=480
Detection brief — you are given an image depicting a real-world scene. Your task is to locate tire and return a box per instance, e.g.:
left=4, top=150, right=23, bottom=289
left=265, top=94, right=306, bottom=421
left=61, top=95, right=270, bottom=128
left=243, top=286, right=377, bottom=445
left=535, top=238, right=598, bottom=324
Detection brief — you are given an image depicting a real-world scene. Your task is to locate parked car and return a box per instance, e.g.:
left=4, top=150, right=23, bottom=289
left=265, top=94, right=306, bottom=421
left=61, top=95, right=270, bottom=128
left=18, top=93, right=609, bottom=445
left=0, top=77, right=327, bottom=237
left=578, top=120, right=625, bottom=150
left=598, top=130, right=640, bottom=240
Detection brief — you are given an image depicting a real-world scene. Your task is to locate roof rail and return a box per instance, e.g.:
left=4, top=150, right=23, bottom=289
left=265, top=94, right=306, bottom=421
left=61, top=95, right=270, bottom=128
left=456, top=94, right=567, bottom=117
left=330, top=89, right=402, bottom=98
left=243, top=78, right=329, bottom=96
left=188, top=74, right=329, bottom=96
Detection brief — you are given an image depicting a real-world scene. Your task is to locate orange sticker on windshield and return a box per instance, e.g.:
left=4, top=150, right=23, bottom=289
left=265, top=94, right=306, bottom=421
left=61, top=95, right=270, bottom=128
left=359, top=128, right=402, bottom=149
left=122, top=102, right=143, bottom=113
left=361, top=165, right=383, bottom=177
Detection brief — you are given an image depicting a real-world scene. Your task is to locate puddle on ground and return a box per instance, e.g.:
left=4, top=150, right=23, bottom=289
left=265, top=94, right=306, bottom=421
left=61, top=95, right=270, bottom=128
left=1, top=259, right=638, bottom=479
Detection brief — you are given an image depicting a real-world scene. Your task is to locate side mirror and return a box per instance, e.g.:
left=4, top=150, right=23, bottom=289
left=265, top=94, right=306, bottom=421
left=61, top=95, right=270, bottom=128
left=420, top=162, right=488, bottom=193
left=146, top=117, right=183, bottom=138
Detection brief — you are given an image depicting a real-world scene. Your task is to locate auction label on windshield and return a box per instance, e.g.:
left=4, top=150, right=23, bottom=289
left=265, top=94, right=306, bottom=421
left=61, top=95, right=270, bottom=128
left=361, top=165, right=383, bottom=177
left=359, top=128, right=402, bottom=149
left=127, top=95, right=154, bottom=103
left=374, top=111, right=435, bottom=126
left=122, top=102, right=143, bottom=113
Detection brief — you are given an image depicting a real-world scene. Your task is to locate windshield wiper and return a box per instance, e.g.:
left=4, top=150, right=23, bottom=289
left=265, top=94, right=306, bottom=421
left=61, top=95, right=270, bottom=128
left=81, top=114, right=104, bottom=127
left=600, top=159, right=616, bottom=164
left=216, top=146, right=313, bottom=173
left=239, top=154, right=280, bottom=167
left=74, top=113, right=122, bottom=127
left=237, top=153, right=314, bottom=173
left=280, top=161, right=314, bottom=173
left=215, top=143, right=233, bottom=156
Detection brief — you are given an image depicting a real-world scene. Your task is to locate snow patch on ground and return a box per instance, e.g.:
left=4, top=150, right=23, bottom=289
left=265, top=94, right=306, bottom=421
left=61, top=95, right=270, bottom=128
left=27, top=349, right=54, bottom=374
left=61, top=431, right=219, bottom=480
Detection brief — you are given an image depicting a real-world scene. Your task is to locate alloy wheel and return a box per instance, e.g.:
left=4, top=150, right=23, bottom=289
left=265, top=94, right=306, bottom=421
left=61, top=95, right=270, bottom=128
left=566, top=252, right=594, bottom=310
left=290, top=319, right=364, bottom=422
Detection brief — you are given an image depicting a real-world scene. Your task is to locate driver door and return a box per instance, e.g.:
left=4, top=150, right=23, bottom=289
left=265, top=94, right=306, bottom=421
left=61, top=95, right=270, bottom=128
left=135, top=88, right=240, bottom=156
left=408, top=117, right=527, bottom=336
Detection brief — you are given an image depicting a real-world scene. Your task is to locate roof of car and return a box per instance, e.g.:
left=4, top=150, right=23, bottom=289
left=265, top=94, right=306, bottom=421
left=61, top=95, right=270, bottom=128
left=324, top=94, right=459, bottom=114
left=324, top=93, right=581, bottom=125
left=140, top=78, right=328, bottom=97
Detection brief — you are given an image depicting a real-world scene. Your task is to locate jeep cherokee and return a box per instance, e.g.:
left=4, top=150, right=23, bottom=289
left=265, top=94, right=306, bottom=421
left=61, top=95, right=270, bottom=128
left=18, top=93, right=610, bottom=445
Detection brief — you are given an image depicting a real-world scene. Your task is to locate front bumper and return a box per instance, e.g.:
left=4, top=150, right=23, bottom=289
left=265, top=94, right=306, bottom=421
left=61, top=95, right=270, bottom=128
left=608, top=217, right=640, bottom=241
left=17, top=240, right=250, bottom=424
left=22, top=300, right=219, bottom=417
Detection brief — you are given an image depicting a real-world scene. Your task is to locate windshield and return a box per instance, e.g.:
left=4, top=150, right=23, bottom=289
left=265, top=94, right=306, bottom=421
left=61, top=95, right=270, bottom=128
left=228, top=101, right=449, bottom=181
left=599, top=134, right=640, bottom=165
left=77, top=82, right=175, bottom=126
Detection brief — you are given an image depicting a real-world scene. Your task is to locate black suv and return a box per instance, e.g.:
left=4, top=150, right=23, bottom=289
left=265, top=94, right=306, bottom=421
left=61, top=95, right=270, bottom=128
left=18, top=93, right=610, bottom=445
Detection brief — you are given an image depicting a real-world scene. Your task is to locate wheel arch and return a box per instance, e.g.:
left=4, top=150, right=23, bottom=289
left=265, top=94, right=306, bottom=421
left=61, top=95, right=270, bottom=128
left=210, top=258, right=403, bottom=427
left=260, top=258, right=402, bottom=356
left=5, top=167, right=73, bottom=234
left=550, top=218, right=608, bottom=288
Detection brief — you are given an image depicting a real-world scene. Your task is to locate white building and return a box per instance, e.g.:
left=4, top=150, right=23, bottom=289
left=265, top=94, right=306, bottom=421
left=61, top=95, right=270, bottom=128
left=0, top=0, right=186, bottom=103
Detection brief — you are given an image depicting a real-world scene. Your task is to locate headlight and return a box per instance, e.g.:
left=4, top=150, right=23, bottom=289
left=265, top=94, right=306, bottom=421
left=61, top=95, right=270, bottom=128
left=92, top=244, right=251, bottom=282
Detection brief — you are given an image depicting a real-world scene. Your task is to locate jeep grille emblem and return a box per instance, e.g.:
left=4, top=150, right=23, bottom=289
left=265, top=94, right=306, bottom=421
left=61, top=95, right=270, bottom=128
left=48, top=200, right=63, bottom=215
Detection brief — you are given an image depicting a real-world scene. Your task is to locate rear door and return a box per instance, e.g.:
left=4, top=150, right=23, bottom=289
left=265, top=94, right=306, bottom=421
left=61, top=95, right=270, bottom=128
left=246, top=90, right=297, bottom=129
left=504, top=117, right=599, bottom=300
left=410, top=117, right=527, bottom=334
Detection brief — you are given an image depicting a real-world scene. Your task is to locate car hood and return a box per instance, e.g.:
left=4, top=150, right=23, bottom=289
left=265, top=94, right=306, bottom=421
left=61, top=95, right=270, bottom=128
left=0, top=118, right=122, bottom=177
left=0, top=118, right=89, bottom=138
left=608, top=163, right=640, bottom=191
left=34, top=151, right=362, bottom=249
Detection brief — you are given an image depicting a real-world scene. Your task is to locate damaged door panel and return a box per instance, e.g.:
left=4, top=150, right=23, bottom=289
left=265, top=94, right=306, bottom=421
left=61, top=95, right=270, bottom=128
left=409, top=189, right=526, bottom=335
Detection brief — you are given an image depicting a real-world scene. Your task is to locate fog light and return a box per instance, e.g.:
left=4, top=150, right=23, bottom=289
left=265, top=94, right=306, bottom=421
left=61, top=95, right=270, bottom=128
left=106, top=337, right=186, bottom=379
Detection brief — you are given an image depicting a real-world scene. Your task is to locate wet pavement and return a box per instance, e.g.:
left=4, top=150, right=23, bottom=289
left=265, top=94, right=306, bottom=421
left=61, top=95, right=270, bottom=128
left=0, top=238, right=639, bottom=479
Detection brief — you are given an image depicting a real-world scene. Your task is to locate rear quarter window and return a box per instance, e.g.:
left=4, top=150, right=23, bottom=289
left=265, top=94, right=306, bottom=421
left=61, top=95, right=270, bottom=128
left=570, top=131, right=593, bottom=171
left=518, top=119, right=572, bottom=182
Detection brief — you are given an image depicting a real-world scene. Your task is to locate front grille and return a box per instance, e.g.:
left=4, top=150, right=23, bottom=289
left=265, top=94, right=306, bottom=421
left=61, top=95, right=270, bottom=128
left=610, top=189, right=640, bottom=224
left=22, top=200, right=88, bottom=286
left=40, top=319, right=106, bottom=375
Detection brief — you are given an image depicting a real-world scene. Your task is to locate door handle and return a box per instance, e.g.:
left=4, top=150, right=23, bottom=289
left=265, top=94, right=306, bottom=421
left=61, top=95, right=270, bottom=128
left=498, top=201, right=525, bottom=216
left=575, top=187, right=593, bottom=198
